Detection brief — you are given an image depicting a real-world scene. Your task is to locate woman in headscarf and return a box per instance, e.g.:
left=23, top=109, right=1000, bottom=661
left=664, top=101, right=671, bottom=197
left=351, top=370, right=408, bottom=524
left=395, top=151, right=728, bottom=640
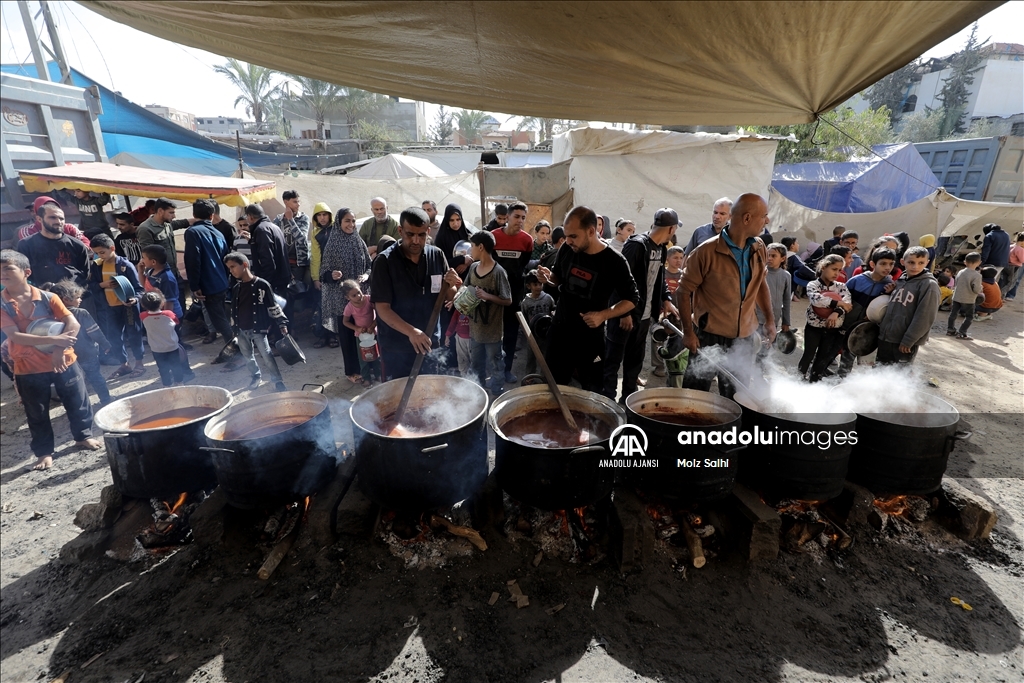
left=432, top=203, right=472, bottom=370
left=319, top=207, right=372, bottom=382
left=309, top=202, right=336, bottom=348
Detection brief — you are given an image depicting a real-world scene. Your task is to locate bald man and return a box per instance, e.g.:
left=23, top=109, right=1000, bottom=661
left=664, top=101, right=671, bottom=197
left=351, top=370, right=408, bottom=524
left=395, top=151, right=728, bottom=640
left=675, top=193, right=776, bottom=399
left=359, top=197, right=401, bottom=257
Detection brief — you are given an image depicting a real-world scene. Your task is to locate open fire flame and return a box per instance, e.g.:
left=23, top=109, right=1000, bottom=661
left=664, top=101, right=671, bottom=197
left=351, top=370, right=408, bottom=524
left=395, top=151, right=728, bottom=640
left=873, top=495, right=913, bottom=516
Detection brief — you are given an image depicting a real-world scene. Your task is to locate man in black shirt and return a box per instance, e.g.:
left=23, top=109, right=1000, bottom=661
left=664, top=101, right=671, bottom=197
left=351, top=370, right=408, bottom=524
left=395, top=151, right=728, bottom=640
left=537, top=206, right=639, bottom=392
left=72, top=189, right=112, bottom=239
left=371, top=207, right=463, bottom=379
left=243, top=204, right=291, bottom=294
left=17, top=203, right=92, bottom=292
left=113, top=213, right=142, bottom=265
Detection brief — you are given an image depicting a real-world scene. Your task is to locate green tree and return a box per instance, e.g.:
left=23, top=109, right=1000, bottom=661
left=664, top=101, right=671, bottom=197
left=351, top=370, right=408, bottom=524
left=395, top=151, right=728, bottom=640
left=865, top=61, right=919, bottom=126
left=290, top=75, right=344, bottom=142
left=750, top=106, right=894, bottom=163
left=936, top=23, right=989, bottom=136
left=339, top=88, right=393, bottom=129
left=896, top=108, right=946, bottom=143
left=353, top=119, right=410, bottom=157
left=455, top=109, right=491, bottom=144
left=429, top=105, right=455, bottom=145
left=214, top=59, right=281, bottom=129
left=514, top=117, right=587, bottom=140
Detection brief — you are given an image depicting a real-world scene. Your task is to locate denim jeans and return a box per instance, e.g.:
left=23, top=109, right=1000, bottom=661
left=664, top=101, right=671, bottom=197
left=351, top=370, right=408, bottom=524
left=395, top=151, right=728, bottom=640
left=471, top=340, right=504, bottom=393
left=237, top=329, right=282, bottom=382
left=947, top=301, right=975, bottom=335
left=98, top=303, right=143, bottom=364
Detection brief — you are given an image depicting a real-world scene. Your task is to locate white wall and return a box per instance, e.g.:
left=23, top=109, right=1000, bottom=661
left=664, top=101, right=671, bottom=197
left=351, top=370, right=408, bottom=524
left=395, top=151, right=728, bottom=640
left=972, top=60, right=1024, bottom=117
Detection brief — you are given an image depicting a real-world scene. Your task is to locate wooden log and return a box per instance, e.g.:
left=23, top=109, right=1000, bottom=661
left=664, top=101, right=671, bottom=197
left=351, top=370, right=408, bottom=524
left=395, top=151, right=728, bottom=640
left=820, top=507, right=853, bottom=549
left=679, top=521, right=706, bottom=568
left=430, top=514, right=487, bottom=551
left=258, top=524, right=299, bottom=580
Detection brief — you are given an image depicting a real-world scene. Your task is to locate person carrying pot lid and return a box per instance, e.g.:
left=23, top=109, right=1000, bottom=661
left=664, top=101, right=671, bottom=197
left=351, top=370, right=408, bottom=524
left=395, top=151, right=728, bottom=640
left=675, top=193, right=776, bottom=401
left=370, top=207, right=462, bottom=380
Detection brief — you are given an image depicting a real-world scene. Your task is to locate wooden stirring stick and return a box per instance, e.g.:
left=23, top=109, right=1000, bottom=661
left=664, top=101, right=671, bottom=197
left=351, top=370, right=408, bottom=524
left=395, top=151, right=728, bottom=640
left=392, top=283, right=449, bottom=430
left=516, top=311, right=578, bottom=432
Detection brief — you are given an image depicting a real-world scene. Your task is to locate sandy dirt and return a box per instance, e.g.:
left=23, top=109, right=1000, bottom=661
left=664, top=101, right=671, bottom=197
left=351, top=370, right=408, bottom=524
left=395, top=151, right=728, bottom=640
left=1, top=298, right=1021, bottom=683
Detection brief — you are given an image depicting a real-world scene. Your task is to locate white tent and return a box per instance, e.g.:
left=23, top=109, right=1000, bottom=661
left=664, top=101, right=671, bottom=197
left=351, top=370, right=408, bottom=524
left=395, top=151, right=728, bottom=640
left=767, top=186, right=1023, bottom=248
left=346, top=154, right=447, bottom=180
left=553, top=128, right=779, bottom=238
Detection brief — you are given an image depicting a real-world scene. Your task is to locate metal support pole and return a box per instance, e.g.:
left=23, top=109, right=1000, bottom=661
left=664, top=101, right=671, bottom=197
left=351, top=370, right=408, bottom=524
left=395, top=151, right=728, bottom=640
left=236, top=130, right=244, bottom=177
left=39, top=1, right=72, bottom=84
left=18, top=0, right=50, bottom=81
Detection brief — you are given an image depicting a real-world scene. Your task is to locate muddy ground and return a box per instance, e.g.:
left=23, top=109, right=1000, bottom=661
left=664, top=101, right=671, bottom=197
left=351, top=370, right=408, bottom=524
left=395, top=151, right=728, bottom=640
left=1, top=299, right=1022, bottom=683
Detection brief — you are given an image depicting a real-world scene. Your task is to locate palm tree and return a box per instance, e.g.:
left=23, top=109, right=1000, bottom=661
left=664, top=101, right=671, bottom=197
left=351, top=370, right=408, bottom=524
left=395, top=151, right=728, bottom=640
left=213, top=59, right=281, bottom=130
left=339, top=88, right=392, bottom=129
left=514, top=116, right=587, bottom=141
left=290, top=75, right=344, bottom=141
left=456, top=109, right=491, bottom=145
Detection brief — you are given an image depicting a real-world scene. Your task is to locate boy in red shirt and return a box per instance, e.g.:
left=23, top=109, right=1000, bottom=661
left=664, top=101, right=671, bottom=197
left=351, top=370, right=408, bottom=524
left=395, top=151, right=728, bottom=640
left=0, top=250, right=101, bottom=470
left=491, top=202, right=535, bottom=384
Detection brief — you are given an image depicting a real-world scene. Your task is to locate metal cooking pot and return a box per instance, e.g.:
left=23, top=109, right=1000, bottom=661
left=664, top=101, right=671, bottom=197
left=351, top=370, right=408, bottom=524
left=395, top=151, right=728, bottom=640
left=847, top=321, right=880, bottom=357
left=350, top=375, right=489, bottom=511
left=489, top=385, right=626, bottom=510
left=94, top=386, right=233, bottom=499
left=734, top=391, right=855, bottom=501
left=624, top=389, right=744, bottom=502
left=274, top=333, right=306, bottom=365
left=203, top=384, right=336, bottom=508
left=849, top=392, right=970, bottom=495
left=26, top=318, right=66, bottom=353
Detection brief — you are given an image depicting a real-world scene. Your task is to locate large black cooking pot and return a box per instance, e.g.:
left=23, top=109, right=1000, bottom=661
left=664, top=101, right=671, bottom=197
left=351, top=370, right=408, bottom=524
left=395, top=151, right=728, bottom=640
left=489, top=385, right=626, bottom=510
left=350, top=376, right=489, bottom=511
left=849, top=392, right=970, bottom=495
left=203, top=385, right=337, bottom=509
left=624, top=389, right=744, bottom=502
left=734, top=392, right=856, bottom=502
left=94, top=386, right=233, bottom=499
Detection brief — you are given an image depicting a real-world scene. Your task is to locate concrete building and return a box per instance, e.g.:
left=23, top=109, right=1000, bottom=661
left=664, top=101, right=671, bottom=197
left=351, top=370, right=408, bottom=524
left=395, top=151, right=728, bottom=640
left=909, top=43, right=1024, bottom=122
left=144, top=105, right=197, bottom=131
left=196, top=115, right=246, bottom=135
left=283, top=99, right=426, bottom=142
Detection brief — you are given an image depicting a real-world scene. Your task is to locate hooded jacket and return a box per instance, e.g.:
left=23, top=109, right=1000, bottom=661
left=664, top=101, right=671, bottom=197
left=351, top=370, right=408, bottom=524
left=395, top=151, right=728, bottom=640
left=247, top=211, right=291, bottom=291
left=308, top=202, right=333, bottom=282
left=878, top=270, right=940, bottom=348
left=981, top=226, right=1010, bottom=268
left=183, top=219, right=230, bottom=296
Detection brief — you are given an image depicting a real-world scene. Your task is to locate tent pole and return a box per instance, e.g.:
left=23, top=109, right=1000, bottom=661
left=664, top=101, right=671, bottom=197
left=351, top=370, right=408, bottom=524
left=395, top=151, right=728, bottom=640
left=478, top=163, right=486, bottom=228
left=236, top=131, right=244, bottom=177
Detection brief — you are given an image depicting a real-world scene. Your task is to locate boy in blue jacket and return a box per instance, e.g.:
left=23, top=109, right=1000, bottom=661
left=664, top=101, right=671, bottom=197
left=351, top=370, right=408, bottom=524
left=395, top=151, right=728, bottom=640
left=90, top=234, right=146, bottom=379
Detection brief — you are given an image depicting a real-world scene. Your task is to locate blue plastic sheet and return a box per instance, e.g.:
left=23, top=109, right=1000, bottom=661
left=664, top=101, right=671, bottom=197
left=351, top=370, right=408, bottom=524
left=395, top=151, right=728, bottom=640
left=772, top=144, right=940, bottom=213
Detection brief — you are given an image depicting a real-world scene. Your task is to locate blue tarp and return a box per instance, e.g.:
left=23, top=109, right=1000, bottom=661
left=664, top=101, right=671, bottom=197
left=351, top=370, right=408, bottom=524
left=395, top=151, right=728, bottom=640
left=1, top=63, right=346, bottom=175
left=772, top=143, right=940, bottom=213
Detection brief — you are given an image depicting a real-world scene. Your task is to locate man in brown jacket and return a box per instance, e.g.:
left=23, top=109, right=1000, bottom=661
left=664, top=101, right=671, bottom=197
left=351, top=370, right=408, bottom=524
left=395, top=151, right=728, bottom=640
left=676, top=193, right=776, bottom=399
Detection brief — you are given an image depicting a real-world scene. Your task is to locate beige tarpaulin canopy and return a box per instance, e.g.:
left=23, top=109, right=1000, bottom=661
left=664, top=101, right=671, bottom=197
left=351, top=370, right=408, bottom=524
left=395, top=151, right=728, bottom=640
left=83, top=1, right=1001, bottom=125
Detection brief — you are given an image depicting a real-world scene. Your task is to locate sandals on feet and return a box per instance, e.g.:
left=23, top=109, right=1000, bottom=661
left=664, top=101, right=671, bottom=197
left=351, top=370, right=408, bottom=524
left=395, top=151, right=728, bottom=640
left=312, top=338, right=328, bottom=349
left=328, top=337, right=340, bottom=348
left=108, top=365, right=132, bottom=380
left=129, top=366, right=147, bottom=378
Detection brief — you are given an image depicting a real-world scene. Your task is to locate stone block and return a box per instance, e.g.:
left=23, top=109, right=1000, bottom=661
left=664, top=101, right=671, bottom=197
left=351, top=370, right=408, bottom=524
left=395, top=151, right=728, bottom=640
left=190, top=487, right=229, bottom=547
left=609, top=488, right=653, bottom=573
left=941, top=478, right=998, bottom=540
left=100, top=485, right=123, bottom=509
left=335, top=477, right=379, bottom=538
left=731, top=483, right=780, bottom=561
left=59, top=530, right=111, bottom=563
left=73, top=502, right=120, bottom=532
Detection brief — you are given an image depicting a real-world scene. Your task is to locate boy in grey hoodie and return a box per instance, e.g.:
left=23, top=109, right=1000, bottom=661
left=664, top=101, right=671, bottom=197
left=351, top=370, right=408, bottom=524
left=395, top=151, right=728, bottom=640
left=946, top=252, right=983, bottom=339
left=877, top=246, right=940, bottom=365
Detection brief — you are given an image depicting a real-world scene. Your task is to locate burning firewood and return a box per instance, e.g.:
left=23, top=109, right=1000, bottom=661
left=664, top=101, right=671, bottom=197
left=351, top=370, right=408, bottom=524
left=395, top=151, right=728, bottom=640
left=258, top=525, right=299, bottom=580
left=679, top=520, right=706, bottom=568
left=429, top=514, right=487, bottom=551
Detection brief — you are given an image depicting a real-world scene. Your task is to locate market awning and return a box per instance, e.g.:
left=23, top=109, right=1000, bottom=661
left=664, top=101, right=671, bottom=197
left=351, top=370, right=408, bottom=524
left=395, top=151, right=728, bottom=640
left=82, top=1, right=1001, bottom=125
left=19, top=162, right=276, bottom=207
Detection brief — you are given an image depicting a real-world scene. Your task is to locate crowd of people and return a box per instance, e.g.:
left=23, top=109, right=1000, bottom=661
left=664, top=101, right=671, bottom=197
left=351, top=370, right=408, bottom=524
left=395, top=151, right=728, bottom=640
left=1, top=188, right=1020, bottom=471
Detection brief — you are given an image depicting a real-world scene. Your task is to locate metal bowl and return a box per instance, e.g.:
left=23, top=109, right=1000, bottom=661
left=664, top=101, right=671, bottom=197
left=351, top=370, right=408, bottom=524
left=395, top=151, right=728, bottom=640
left=111, top=275, right=134, bottom=303
left=26, top=318, right=66, bottom=353
left=774, top=329, right=797, bottom=354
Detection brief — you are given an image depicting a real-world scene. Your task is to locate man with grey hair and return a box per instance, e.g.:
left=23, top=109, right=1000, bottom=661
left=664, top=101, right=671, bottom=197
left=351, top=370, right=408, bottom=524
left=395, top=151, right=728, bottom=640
left=683, top=197, right=733, bottom=256
left=360, top=197, right=401, bottom=256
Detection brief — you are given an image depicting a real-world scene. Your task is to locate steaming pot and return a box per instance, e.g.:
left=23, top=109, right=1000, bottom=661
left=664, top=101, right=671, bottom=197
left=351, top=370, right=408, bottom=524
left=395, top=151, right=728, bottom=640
left=203, top=385, right=337, bottom=508
left=733, top=392, right=856, bottom=501
left=624, top=389, right=744, bottom=502
left=350, top=376, right=489, bottom=511
left=848, top=391, right=970, bottom=495
left=489, top=385, right=625, bottom=510
left=95, top=386, right=233, bottom=499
